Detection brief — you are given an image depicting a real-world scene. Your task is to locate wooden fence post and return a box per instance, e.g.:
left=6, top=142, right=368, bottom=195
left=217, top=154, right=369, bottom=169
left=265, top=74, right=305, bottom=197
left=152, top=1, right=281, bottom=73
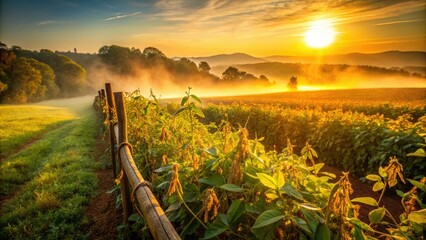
left=114, top=92, right=134, bottom=227
left=105, top=83, right=117, bottom=178
left=101, top=89, right=106, bottom=100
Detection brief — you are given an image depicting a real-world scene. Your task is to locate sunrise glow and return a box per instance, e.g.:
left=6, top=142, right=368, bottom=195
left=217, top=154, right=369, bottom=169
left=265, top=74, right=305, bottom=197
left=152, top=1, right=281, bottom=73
left=305, top=20, right=336, bottom=48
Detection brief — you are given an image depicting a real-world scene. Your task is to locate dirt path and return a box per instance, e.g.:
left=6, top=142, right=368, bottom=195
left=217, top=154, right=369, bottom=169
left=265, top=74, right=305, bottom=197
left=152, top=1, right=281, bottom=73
left=0, top=124, right=68, bottom=162
left=85, top=135, right=121, bottom=240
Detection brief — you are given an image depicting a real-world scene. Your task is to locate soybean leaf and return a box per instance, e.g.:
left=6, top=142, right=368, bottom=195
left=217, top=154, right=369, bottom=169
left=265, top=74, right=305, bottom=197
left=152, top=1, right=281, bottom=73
left=265, top=189, right=279, bottom=200
left=257, top=173, right=278, bottom=189
left=203, top=215, right=228, bottom=239
left=205, top=147, right=218, bottom=157
left=199, top=175, right=225, bottom=187
left=192, top=104, right=205, bottom=118
left=292, top=217, right=312, bottom=235
left=408, top=209, right=426, bottom=224
left=378, top=166, right=387, bottom=178
left=315, top=223, right=331, bottom=240
left=407, top=148, right=426, bottom=157
left=351, top=197, right=378, bottom=207
left=372, top=181, right=385, bottom=192
left=301, top=208, right=318, bottom=234
left=227, top=199, right=245, bottom=224
left=173, top=107, right=188, bottom=116
left=273, top=171, right=285, bottom=188
left=181, top=96, right=189, bottom=106
left=347, top=218, right=374, bottom=232
left=220, top=184, right=243, bottom=192
left=252, top=209, right=285, bottom=229
left=282, top=182, right=304, bottom=201
left=369, top=207, right=385, bottom=224
left=407, top=179, right=426, bottom=192
left=190, top=94, right=202, bottom=103
left=366, top=174, right=382, bottom=182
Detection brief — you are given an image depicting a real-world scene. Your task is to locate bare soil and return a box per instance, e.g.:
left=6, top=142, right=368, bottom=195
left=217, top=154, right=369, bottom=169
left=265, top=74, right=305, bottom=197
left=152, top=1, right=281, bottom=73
left=84, top=136, right=121, bottom=240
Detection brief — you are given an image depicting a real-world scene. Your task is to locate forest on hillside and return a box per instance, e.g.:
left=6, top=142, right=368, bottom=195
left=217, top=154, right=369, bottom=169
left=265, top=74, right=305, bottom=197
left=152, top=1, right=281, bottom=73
left=0, top=43, right=270, bottom=103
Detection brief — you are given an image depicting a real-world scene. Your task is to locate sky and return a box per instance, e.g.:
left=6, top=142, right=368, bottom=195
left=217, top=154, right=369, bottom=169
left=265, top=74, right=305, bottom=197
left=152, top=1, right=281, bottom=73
left=0, top=0, right=425, bottom=57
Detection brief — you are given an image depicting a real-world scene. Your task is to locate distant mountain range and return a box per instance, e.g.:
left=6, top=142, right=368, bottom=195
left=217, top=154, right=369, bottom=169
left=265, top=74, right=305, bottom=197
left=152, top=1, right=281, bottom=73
left=190, top=51, right=426, bottom=69
left=190, top=53, right=266, bottom=66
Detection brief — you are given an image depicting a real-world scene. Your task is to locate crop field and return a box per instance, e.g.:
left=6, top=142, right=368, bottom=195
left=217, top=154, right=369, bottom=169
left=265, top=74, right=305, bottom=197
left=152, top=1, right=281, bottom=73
left=115, top=88, right=426, bottom=239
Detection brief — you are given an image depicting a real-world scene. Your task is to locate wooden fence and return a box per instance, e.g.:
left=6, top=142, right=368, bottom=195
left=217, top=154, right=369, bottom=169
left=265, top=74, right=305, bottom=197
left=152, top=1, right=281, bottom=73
left=99, top=83, right=180, bottom=240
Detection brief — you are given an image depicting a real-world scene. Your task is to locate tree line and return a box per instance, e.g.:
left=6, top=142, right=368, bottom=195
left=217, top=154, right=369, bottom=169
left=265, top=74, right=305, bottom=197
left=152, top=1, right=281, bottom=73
left=0, top=43, right=271, bottom=103
left=0, top=42, right=86, bottom=103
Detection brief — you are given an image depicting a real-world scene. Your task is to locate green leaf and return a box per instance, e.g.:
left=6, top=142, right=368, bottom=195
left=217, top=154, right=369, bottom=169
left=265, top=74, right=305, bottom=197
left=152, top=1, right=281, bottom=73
left=173, top=106, right=188, bottom=116
left=220, top=184, right=243, bottom=192
left=257, top=173, right=278, bottom=189
left=315, top=223, right=331, bottom=240
left=408, top=209, right=426, bottom=224
left=353, top=225, right=366, bottom=240
left=227, top=199, right=245, bottom=224
left=192, top=104, right=205, bottom=118
left=366, top=174, right=381, bottom=182
left=205, top=147, right=218, bottom=157
left=378, top=166, right=387, bottom=178
left=299, top=203, right=322, bottom=211
left=252, top=209, right=285, bottom=228
left=292, top=217, right=312, bottom=235
left=347, top=218, right=374, bottom=232
left=273, top=171, right=285, bottom=188
left=265, top=189, right=279, bottom=200
left=181, top=96, right=189, bottom=106
left=282, top=182, right=304, bottom=201
left=128, top=213, right=141, bottom=222
left=154, top=165, right=172, bottom=173
left=372, top=181, right=385, bottom=192
left=301, top=208, right=318, bottom=234
left=351, top=197, right=378, bottom=207
left=199, top=175, right=225, bottom=187
left=407, top=148, right=426, bottom=157
left=407, top=179, right=426, bottom=192
left=369, top=207, right=385, bottom=224
left=203, top=216, right=228, bottom=239
left=190, top=94, right=202, bottom=103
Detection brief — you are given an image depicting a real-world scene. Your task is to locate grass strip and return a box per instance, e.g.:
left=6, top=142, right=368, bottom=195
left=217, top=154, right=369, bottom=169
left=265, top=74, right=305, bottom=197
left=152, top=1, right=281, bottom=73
left=0, top=105, right=76, bottom=158
left=0, top=109, right=101, bottom=240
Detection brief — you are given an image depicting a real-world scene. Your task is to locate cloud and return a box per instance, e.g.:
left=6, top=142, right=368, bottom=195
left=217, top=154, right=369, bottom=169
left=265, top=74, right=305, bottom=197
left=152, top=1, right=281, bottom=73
left=150, top=0, right=425, bottom=35
left=36, top=20, right=70, bottom=26
left=104, top=12, right=142, bottom=21
left=375, top=19, right=423, bottom=26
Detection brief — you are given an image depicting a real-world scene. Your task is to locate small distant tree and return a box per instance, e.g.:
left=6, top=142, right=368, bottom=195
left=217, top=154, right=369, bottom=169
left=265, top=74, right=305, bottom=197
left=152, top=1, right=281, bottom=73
left=222, top=66, right=240, bottom=81
left=259, top=74, right=269, bottom=82
left=198, top=61, right=211, bottom=73
left=287, top=76, right=298, bottom=91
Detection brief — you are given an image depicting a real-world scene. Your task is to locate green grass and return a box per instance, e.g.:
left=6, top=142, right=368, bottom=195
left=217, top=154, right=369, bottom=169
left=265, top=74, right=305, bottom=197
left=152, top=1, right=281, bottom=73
left=0, top=105, right=76, bottom=158
left=0, top=97, right=102, bottom=240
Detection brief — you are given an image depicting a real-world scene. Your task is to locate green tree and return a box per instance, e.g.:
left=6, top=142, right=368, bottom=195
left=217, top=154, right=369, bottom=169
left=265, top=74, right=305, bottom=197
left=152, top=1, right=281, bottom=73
left=2, top=57, right=45, bottom=103
left=0, top=43, right=16, bottom=94
left=198, top=61, right=211, bottom=73
left=222, top=66, right=241, bottom=81
left=15, top=49, right=87, bottom=97
left=287, top=76, right=298, bottom=91
left=27, top=58, right=59, bottom=99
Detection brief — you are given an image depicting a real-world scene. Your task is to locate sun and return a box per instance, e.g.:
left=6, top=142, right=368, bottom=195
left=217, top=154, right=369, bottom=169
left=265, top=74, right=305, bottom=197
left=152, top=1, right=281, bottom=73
left=305, top=20, right=336, bottom=48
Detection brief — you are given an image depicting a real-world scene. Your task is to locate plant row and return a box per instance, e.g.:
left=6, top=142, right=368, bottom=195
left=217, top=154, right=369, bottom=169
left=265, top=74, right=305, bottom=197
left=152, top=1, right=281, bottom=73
left=110, top=90, right=425, bottom=239
left=200, top=103, right=426, bottom=179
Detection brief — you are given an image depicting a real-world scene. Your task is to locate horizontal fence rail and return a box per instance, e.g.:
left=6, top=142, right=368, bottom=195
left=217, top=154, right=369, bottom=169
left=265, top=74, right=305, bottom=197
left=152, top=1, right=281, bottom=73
left=103, top=83, right=180, bottom=240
